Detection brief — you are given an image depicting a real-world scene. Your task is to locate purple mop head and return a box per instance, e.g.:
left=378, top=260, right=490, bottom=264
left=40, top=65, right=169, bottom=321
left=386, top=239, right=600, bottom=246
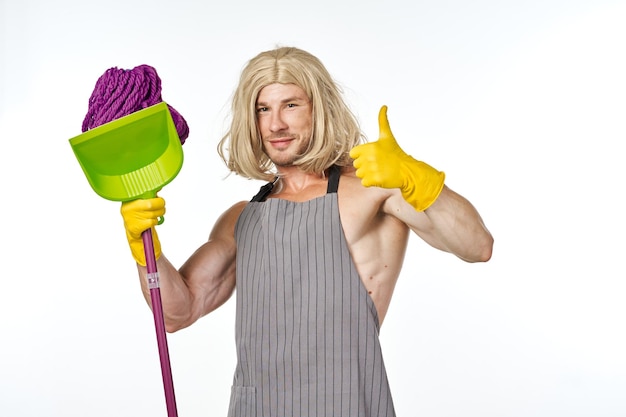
left=81, top=64, right=189, bottom=144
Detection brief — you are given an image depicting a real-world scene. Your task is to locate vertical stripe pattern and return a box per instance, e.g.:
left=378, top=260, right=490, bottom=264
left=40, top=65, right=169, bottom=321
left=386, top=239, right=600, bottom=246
left=228, top=171, right=395, bottom=417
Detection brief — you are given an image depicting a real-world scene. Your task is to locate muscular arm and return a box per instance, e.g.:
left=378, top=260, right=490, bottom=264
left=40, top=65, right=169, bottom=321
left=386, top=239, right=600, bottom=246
left=383, top=185, right=493, bottom=263
left=351, top=106, right=493, bottom=262
left=137, top=201, right=246, bottom=332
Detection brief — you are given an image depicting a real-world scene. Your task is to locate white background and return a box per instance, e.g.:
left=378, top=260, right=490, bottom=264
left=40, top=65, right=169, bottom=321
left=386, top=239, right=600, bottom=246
left=1, top=0, right=625, bottom=416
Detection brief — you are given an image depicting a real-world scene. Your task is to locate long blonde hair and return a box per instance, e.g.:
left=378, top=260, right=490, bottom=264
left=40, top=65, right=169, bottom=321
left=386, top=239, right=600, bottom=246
left=218, top=47, right=364, bottom=181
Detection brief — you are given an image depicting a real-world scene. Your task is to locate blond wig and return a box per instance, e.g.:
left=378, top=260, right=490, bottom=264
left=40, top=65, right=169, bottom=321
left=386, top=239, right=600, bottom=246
left=218, top=47, right=365, bottom=181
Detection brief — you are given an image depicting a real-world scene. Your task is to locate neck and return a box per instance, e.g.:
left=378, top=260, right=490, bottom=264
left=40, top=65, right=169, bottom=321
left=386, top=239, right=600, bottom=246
left=273, top=166, right=330, bottom=200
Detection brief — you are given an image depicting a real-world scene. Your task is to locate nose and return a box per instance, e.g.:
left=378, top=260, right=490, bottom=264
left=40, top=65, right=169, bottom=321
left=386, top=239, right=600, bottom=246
left=269, top=110, right=288, bottom=132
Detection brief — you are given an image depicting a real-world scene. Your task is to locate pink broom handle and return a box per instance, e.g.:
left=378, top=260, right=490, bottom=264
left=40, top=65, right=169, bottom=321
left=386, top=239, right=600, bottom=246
left=142, top=228, right=178, bottom=417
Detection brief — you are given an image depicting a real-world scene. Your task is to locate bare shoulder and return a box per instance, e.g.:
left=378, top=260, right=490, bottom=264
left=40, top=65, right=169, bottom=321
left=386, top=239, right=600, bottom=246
left=337, top=166, right=431, bottom=235
left=226, top=200, right=249, bottom=216
left=338, top=166, right=397, bottom=213
left=337, top=167, right=408, bottom=239
left=209, top=200, right=248, bottom=240
left=338, top=166, right=388, bottom=196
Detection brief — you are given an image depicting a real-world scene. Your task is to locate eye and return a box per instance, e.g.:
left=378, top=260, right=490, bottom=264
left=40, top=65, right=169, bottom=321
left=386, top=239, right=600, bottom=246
left=286, top=103, right=296, bottom=108
left=256, top=107, right=268, bottom=113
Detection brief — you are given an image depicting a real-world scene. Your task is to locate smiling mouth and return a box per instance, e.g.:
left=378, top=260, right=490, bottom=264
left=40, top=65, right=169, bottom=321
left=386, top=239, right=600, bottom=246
left=267, top=137, right=295, bottom=148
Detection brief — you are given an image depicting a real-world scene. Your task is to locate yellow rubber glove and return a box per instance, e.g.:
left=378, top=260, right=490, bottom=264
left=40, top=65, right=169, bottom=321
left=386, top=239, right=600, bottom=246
left=120, top=197, right=165, bottom=266
left=349, top=105, right=445, bottom=211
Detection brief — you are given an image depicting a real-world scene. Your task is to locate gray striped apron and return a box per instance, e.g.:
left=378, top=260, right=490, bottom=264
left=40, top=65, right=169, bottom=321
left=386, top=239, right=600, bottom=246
left=228, top=166, right=395, bottom=417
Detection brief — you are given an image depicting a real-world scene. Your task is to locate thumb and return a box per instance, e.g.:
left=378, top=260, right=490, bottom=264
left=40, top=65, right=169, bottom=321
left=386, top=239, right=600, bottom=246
left=378, top=105, right=396, bottom=143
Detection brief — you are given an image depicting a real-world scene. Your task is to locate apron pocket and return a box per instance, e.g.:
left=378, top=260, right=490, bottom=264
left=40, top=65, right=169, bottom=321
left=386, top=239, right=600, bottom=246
left=227, top=385, right=256, bottom=417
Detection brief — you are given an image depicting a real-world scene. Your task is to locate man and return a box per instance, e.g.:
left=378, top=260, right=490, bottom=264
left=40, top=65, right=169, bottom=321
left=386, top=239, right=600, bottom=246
left=121, top=46, right=493, bottom=417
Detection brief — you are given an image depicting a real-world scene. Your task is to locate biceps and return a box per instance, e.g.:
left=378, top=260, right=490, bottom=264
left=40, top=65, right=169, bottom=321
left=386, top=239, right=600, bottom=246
left=181, top=239, right=237, bottom=316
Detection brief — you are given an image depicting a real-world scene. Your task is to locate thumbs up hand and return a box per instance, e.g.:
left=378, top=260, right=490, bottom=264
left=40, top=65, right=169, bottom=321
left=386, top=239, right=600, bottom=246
left=349, top=105, right=445, bottom=211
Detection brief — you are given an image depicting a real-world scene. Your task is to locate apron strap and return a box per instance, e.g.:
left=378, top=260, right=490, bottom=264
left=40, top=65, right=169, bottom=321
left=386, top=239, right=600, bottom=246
left=250, top=165, right=340, bottom=202
left=326, top=165, right=340, bottom=194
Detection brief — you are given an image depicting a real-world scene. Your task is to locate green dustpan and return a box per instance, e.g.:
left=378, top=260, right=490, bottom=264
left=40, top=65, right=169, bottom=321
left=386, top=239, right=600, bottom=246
left=69, top=102, right=184, bottom=201
left=69, top=101, right=183, bottom=416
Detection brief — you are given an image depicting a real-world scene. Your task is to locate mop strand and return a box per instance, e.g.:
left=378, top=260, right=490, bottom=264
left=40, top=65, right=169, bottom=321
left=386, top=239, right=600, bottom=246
left=81, top=64, right=189, bottom=143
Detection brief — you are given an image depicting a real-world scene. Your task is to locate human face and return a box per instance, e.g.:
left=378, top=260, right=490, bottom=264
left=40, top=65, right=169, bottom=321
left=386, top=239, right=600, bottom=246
left=256, top=83, right=312, bottom=167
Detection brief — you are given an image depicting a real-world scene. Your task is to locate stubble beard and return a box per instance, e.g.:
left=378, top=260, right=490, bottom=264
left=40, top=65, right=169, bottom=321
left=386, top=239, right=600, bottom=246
left=264, top=133, right=311, bottom=168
